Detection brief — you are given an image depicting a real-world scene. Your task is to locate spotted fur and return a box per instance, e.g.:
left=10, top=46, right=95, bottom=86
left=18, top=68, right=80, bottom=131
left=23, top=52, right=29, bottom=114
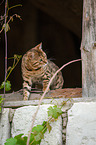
left=21, top=43, right=64, bottom=100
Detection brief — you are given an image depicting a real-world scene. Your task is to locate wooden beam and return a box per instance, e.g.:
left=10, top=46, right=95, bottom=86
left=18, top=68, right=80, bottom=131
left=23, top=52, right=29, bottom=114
left=2, top=88, right=82, bottom=102
left=1, top=88, right=82, bottom=108
left=81, top=0, right=96, bottom=97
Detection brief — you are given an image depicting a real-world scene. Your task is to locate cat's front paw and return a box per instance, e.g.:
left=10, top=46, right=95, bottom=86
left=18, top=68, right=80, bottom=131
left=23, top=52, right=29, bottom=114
left=43, top=87, right=50, bottom=92
left=23, top=91, right=29, bottom=100
left=23, top=96, right=28, bottom=101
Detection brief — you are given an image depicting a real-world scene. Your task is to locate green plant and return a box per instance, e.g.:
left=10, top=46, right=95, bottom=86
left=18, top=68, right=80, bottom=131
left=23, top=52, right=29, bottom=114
left=0, top=2, right=22, bottom=33
left=4, top=105, right=62, bottom=145
left=0, top=0, right=22, bottom=113
left=0, top=54, right=22, bottom=90
left=0, top=96, right=4, bottom=112
left=0, top=54, right=22, bottom=112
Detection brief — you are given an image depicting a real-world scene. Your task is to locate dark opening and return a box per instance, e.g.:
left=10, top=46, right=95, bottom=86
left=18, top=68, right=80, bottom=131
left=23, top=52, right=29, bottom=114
left=0, top=0, right=82, bottom=93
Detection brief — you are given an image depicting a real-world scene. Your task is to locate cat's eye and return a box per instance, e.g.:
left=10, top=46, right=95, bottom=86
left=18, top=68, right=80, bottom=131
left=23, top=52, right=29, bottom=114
left=28, top=53, right=32, bottom=59
left=40, top=59, right=42, bottom=62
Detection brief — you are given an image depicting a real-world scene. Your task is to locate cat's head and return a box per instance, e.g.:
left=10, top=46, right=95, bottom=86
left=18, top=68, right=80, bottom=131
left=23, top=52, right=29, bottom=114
left=26, top=43, right=48, bottom=70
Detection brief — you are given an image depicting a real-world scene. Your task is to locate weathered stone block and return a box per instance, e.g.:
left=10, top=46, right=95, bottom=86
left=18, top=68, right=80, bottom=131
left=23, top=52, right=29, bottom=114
left=0, top=108, right=10, bottom=145
left=66, top=102, right=96, bottom=145
left=11, top=105, right=62, bottom=145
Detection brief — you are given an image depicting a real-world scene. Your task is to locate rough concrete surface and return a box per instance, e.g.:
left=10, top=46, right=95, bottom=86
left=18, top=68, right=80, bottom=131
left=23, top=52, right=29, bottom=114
left=0, top=108, right=10, bottom=145
left=66, top=102, right=96, bottom=145
left=11, top=105, right=62, bottom=145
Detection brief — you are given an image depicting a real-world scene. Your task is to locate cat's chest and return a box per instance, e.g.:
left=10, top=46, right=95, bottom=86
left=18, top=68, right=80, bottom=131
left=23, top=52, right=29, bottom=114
left=31, top=61, right=55, bottom=82
left=31, top=70, right=51, bottom=83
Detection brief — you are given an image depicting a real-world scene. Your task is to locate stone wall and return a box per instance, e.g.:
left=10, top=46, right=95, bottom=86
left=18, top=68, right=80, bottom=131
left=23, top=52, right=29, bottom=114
left=66, top=102, right=96, bottom=145
left=1, top=97, right=96, bottom=145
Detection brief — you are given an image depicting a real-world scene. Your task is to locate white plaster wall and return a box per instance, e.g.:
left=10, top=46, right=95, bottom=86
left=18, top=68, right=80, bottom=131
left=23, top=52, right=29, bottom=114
left=11, top=105, right=62, bottom=145
left=66, top=102, right=96, bottom=145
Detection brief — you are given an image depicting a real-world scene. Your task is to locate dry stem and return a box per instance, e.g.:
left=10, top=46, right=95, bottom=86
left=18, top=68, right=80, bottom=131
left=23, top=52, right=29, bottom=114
left=26, top=58, right=81, bottom=145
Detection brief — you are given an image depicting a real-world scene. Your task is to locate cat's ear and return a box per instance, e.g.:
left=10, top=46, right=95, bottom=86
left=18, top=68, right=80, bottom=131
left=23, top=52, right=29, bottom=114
left=39, top=42, right=42, bottom=49
left=36, top=42, right=42, bottom=50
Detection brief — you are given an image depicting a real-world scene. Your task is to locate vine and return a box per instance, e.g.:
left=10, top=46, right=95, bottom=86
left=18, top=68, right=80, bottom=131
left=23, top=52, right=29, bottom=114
left=0, top=54, right=22, bottom=112
left=4, top=58, right=81, bottom=145
left=5, top=105, right=63, bottom=145
left=0, top=0, right=22, bottom=112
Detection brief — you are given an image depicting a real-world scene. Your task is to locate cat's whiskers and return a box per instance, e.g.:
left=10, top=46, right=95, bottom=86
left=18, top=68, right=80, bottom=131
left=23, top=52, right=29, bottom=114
left=48, top=58, right=56, bottom=61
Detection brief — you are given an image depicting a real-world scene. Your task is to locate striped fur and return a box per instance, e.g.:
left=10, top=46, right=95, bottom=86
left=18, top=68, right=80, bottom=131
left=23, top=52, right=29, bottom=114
left=21, top=43, right=64, bottom=100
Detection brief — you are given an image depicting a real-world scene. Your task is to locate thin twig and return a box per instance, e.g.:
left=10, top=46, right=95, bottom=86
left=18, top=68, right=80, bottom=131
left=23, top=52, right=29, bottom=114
left=0, top=15, right=6, bottom=21
left=0, top=14, right=22, bottom=33
left=4, top=0, right=8, bottom=98
left=5, top=55, right=22, bottom=81
left=7, top=14, right=22, bottom=23
left=26, top=58, right=81, bottom=145
left=8, top=4, right=22, bottom=11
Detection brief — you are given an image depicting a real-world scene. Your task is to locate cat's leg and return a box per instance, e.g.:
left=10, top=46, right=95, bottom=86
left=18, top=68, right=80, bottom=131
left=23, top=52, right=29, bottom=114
left=23, top=79, right=32, bottom=100
left=52, top=74, right=64, bottom=90
left=43, top=79, right=50, bottom=92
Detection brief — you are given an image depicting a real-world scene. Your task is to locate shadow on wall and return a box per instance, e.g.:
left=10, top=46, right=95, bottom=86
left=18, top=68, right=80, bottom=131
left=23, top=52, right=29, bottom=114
left=0, top=0, right=82, bottom=93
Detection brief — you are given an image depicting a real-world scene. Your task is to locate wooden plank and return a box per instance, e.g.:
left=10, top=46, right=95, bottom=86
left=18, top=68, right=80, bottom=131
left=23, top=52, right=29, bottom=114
left=81, top=0, right=96, bottom=97
left=1, top=88, right=82, bottom=102
left=1, top=88, right=82, bottom=108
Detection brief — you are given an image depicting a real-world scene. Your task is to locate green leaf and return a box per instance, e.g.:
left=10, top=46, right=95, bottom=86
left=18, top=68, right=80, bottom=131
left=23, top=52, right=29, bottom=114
left=14, top=134, right=24, bottom=139
left=47, top=105, right=63, bottom=119
left=4, top=134, right=27, bottom=145
left=47, top=123, right=52, bottom=133
left=0, top=106, right=2, bottom=113
left=29, top=133, right=41, bottom=145
left=23, top=136, right=27, bottom=142
left=31, top=125, right=44, bottom=144
left=42, top=121, right=47, bottom=133
left=4, top=137, right=17, bottom=145
left=32, top=125, right=43, bottom=135
left=16, top=137, right=26, bottom=145
left=47, top=106, right=54, bottom=117
left=53, top=105, right=63, bottom=114
left=29, top=133, right=34, bottom=144
left=42, top=121, right=52, bottom=133
left=2, top=23, right=10, bottom=32
left=0, top=95, right=4, bottom=113
left=14, top=134, right=27, bottom=145
left=34, top=132, right=44, bottom=142
left=0, top=81, right=11, bottom=91
left=0, top=96, right=4, bottom=103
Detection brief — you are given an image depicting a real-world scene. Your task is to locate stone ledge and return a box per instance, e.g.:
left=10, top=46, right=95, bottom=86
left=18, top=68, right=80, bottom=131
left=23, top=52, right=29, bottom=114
left=3, top=97, right=96, bottom=108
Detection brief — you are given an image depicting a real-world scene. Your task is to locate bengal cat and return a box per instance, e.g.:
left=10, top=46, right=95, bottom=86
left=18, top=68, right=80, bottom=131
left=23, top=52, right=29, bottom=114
left=21, top=43, right=64, bottom=100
